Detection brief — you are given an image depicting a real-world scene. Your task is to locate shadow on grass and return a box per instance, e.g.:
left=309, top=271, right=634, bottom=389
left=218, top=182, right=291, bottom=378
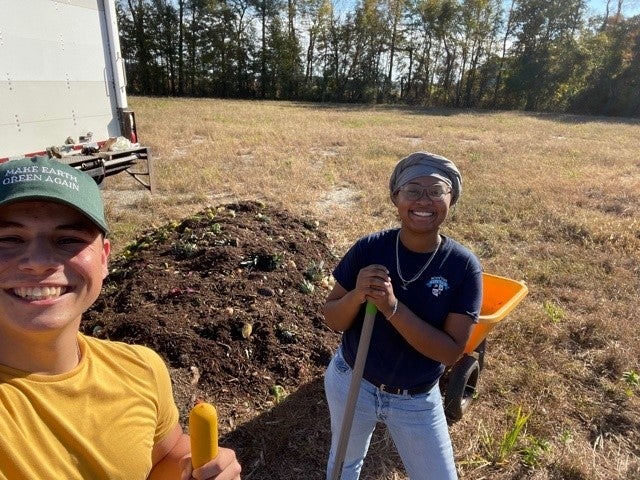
left=223, top=377, right=406, bottom=480
left=289, top=101, right=640, bottom=126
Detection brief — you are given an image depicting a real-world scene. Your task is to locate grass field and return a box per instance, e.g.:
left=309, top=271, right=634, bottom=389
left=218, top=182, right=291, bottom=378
left=104, top=97, right=640, bottom=479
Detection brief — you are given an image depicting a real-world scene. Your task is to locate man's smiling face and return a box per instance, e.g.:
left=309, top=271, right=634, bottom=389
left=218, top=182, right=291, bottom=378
left=0, top=200, right=110, bottom=338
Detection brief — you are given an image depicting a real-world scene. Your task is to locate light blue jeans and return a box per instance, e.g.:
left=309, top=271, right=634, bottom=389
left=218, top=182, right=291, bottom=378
left=324, top=348, right=458, bottom=480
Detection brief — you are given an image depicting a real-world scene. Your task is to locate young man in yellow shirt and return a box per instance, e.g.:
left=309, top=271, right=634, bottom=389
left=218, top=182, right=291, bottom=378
left=0, top=156, right=241, bottom=480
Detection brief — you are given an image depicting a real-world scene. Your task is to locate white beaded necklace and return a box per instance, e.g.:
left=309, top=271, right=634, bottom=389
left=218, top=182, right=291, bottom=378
left=395, top=231, right=441, bottom=290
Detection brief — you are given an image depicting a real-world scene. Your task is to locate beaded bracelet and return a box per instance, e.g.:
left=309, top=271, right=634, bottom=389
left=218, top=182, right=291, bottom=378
left=386, top=299, right=399, bottom=320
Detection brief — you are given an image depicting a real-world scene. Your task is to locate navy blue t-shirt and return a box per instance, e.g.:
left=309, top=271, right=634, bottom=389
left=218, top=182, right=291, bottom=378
left=333, top=228, right=482, bottom=389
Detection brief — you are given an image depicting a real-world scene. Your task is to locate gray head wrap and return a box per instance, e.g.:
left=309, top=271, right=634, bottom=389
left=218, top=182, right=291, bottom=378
left=389, top=152, right=462, bottom=205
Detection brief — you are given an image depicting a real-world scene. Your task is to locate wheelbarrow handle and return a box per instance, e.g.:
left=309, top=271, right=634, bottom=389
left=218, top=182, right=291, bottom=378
left=330, top=301, right=377, bottom=480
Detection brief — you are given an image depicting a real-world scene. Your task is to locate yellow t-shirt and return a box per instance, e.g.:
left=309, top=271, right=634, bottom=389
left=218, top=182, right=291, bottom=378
left=0, top=334, right=179, bottom=479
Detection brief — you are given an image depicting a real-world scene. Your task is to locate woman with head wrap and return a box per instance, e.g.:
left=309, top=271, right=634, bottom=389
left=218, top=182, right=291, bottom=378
left=323, top=152, right=482, bottom=480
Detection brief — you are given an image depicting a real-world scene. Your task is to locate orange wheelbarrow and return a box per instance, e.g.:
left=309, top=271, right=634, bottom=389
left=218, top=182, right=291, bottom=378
left=442, top=273, right=528, bottom=421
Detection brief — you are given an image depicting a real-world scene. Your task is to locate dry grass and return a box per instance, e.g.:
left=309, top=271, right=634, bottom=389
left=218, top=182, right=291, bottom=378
left=103, top=97, right=640, bottom=480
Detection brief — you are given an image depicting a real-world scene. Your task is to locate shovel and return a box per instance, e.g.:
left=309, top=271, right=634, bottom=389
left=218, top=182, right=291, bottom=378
left=330, top=301, right=378, bottom=480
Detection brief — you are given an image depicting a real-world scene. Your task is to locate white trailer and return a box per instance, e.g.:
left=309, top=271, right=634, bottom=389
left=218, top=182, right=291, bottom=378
left=0, top=0, right=154, bottom=192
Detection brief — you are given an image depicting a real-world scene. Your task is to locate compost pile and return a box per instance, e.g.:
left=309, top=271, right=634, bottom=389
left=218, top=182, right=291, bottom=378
left=82, top=201, right=344, bottom=478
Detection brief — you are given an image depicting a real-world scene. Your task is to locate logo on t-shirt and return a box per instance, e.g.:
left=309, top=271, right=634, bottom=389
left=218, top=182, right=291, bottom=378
left=426, top=276, right=449, bottom=297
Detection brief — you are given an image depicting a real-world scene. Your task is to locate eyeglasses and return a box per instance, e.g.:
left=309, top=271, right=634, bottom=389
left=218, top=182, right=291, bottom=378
left=397, top=184, right=451, bottom=201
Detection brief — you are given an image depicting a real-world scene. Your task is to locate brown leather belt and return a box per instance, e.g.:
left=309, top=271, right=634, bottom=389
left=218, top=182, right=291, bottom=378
left=341, top=347, right=437, bottom=396
left=373, top=380, right=437, bottom=396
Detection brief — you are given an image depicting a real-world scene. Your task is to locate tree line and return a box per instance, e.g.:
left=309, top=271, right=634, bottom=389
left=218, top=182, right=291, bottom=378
left=118, top=0, right=640, bottom=117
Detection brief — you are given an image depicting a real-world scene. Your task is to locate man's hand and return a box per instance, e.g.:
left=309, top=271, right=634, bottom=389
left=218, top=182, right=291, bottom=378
left=179, top=447, right=241, bottom=480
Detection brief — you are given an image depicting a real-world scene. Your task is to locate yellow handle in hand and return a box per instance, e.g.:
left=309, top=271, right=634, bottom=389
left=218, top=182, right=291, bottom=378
left=189, top=402, right=219, bottom=469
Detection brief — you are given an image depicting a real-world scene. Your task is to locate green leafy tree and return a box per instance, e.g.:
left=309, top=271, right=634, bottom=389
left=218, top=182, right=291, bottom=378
left=406, top=0, right=457, bottom=104
left=152, top=0, right=180, bottom=94
left=504, top=0, right=586, bottom=111
left=570, top=14, right=640, bottom=115
left=251, top=0, right=284, bottom=97
left=345, top=0, right=389, bottom=102
left=264, top=13, right=304, bottom=98
left=299, top=0, right=332, bottom=97
left=119, top=0, right=158, bottom=93
left=382, top=0, right=409, bottom=100
left=454, top=0, right=501, bottom=107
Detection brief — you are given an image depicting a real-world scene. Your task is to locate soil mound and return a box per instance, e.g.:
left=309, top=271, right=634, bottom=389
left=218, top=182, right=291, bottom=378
left=82, top=201, right=344, bottom=477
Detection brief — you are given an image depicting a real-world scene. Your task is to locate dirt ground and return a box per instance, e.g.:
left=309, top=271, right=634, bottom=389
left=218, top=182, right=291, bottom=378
left=82, top=200, right=353, bottom=478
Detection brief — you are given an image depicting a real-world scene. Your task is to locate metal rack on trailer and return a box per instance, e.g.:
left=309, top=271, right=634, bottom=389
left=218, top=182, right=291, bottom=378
left=55, top=146, right=155, bottom=193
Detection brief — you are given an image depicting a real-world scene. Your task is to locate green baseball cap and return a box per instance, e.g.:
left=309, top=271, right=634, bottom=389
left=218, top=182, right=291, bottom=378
left=0, top=156, right=109, bottom=234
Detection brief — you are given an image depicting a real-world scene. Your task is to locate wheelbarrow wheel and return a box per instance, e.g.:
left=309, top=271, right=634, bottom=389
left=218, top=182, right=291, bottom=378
left=444, top=355, right=480, bottom=422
